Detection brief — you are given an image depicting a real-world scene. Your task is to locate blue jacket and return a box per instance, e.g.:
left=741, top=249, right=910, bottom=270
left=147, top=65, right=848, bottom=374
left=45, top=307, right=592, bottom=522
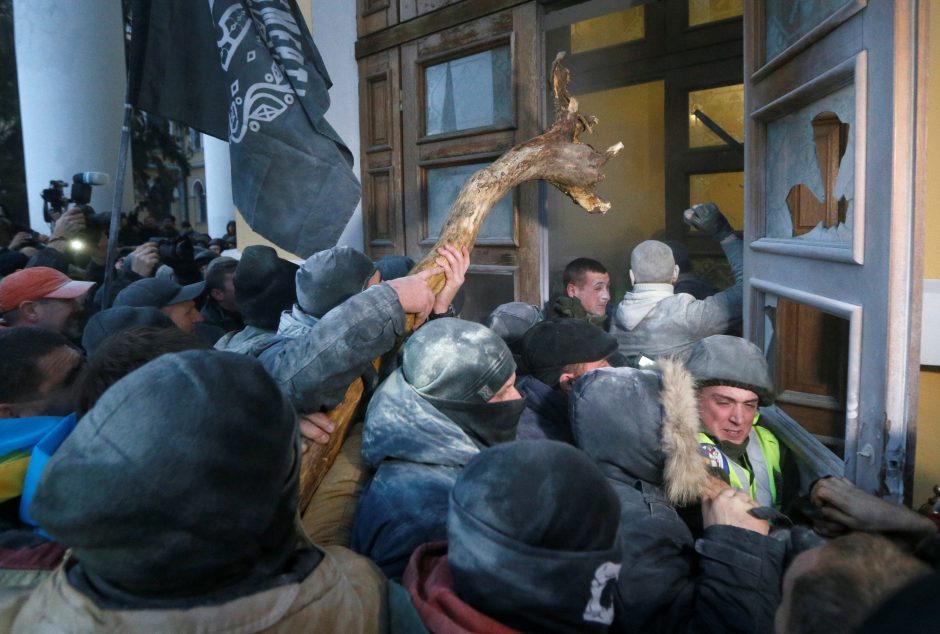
left=514, top=375, right=572, bottom=444
left=351, top=370, right=480, bottom=580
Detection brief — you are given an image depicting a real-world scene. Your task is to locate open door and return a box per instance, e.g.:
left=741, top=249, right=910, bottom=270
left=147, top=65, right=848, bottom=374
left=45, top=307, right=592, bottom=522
left=744, top=1, right=926, bottom=500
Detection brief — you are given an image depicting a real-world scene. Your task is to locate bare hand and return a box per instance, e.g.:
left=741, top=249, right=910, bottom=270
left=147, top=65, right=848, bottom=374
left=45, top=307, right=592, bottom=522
left=130, top=243, right=160, bottom=277
left=432, top=245, right=470, bottom=315
left=702, top=488, right=770, bottom=535
left=386, top=267, right=443, bottom=327
left=299, top=412, right=336, bottom=453
left=50, top=207, right=85, bottom=243
left=7, top=232, right=34, bottom=251
left=811, top=476, right=936, bottom=537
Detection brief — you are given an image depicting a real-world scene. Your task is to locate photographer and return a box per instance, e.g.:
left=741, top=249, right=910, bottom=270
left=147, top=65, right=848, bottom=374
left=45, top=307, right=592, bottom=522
left=93, top=242, right=160, bottom=310
left=30, top=206, right=111, bottom=286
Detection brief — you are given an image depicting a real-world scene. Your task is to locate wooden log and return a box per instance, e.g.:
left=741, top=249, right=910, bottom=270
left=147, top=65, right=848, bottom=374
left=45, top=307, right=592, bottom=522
left=298, top=52, right=622, bottom=514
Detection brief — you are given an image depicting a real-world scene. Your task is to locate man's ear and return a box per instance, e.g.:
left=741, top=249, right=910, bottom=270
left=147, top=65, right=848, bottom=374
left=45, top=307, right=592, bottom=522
left=18, top=300, right=41, bottom=324
left=671, top=265, right=679, bottom=284
left=0, top=403, right=15, bottom=419
left=629, top=270, right=636, bottom=286
left=558, top=371, right=577, bottom=393
left=566, top=283, right=577, bottom=298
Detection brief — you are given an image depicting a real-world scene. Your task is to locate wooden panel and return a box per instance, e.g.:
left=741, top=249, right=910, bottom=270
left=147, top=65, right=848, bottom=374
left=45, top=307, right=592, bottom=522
left=358, top=0, right=399, bottom=39
left=359, top=48, right=404, bottom=258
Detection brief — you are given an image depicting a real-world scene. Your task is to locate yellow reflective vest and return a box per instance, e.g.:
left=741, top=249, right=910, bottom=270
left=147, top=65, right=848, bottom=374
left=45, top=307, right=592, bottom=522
left=698, top=426, right=781, bottom=508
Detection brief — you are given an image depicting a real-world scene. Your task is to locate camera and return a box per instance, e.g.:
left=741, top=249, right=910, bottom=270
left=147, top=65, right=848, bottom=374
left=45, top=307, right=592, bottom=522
left=149, top=235, right=200, bottom=285
left=41, top=172, right=110, bottom=223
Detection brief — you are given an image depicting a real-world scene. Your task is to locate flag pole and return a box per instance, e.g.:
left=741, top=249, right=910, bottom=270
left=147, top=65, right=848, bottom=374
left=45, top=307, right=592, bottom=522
left=102, top=94, right=133, bottom=309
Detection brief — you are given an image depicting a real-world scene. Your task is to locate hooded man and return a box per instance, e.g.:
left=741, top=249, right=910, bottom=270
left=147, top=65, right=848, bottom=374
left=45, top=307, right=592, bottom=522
left=609, top=202, right=743, bottom=362
left=351, top=318, right=525, bottom=580
left=404, top=441, right=623, bottom=633
left=1, top=351, right=388, bottom=632
left=686, top=335, right=785, bottom=509
left=515, top=318, right=618, bottom=443
left=570, top=363, right=786, bottom=633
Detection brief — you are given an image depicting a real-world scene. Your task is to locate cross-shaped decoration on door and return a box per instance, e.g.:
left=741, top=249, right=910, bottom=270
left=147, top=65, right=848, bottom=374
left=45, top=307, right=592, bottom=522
left=786, top=111, right=849, bottom=235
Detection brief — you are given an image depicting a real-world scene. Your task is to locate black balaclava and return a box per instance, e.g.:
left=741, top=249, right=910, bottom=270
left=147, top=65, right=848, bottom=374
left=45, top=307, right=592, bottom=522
left=30, top=350, right=312, bottom=604
left=448, top=441, right=622, bottom=633
left=234, top=246, right=299, bottom=330
left=296, top=246, right=376, bottom=318
left=403, top=318, right=523, bottom=447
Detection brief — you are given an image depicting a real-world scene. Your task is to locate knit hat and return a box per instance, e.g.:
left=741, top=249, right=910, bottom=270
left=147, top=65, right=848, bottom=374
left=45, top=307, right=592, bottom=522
left=81, top=306, right=174, bottom=356
left=235, top=246, right=298, bottom=330
left=113, top=277, right=205, bottom=309
left=31, top=350, right=300, bottom=597
left=685, top=335, right=775, bottom=406
left=630, top=240, right=676, bottom=284
left=484, top=302, right=542, bottom=347
left=403, top=318, right=515, bottom=404
left=520, top=318, right=618, bottom=387
left=0, top=267, right=94, bottom=313
left=448, top=441, right=622, bottom=632
left=374, top=254, right=415, bottom=282
left=296, top=246, right=376, bottom=319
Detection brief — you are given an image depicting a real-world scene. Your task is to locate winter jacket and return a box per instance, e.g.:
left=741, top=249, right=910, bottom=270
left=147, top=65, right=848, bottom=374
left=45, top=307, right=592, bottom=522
left=214, top=324, right=280, bottom=356
left=0, top=545, right=389, bottom=633
left=570, top=364, right=786, bottom=634
left=609, top=237, right=743, bottom=361
left=258, top=283, right=405, bottom=412
left=403, top=542, right=520, bottom=634
left=351, top=370, right=481, bottom=580
left=514, top=375, right=572, bottom=443
left=200, top=298, right=244, bottom=333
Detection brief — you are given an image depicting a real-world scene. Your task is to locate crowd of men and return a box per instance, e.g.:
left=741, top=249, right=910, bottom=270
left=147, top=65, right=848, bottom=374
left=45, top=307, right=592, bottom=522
left=0, top=200, right=936, bottom=632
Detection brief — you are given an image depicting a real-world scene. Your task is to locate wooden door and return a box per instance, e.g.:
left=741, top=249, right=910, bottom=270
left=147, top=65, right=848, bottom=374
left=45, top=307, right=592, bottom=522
left=744, top=1, right=926, bottom=500
left=400, top=4, right=541, bottom=320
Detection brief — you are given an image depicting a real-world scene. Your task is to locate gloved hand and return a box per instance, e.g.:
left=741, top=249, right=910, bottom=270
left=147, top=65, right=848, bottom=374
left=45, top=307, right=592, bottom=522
left=683, top=202, right=735, bottom=242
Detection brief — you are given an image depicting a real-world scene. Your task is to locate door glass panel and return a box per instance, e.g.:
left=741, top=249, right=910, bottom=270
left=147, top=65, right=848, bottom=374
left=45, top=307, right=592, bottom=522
left=688, top=0, right=743, bottom=27
left=459, top=270, right=515, bottom=323
left=426, top=162, right=513, bottom=241
left=688, top=84, right=744, bottom=148
left=765, top=0, right=846, bottom=61
left=547, top=81, right=665, bottom=304
left=425, top=46, right=512, bottom=136
left=764, top=85, right=855, bottom=241
left=570, top=6, right=645, bottom=54
left=690, top=171, right=744, bottom=229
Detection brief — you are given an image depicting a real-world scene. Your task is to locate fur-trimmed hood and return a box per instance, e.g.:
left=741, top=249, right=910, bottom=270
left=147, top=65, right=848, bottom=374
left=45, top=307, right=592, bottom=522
left=569, top=360, right=708, bottom=505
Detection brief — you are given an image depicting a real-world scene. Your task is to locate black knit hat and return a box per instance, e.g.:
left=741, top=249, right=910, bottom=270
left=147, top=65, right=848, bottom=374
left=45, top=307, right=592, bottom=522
left=449, top=441, right=622, bottom=632
left=234, top=246, right=298, bottom=330
left=520, top=318, right=618, bottom=387
left=296, top=246, right=376, bottom=318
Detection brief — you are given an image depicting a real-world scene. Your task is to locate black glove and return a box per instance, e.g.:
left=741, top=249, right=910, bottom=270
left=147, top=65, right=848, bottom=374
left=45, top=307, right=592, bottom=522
left=683, top=202, right=735, bottom=241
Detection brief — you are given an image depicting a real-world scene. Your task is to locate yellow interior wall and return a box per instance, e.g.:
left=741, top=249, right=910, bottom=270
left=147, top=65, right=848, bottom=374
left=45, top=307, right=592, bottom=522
left=914, top=3, right=940, bottom=506
left=232, top=2, right=313, bottom=261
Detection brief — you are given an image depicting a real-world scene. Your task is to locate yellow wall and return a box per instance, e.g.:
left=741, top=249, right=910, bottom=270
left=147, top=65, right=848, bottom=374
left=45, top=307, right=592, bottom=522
left=914, top=3, right=940, bottom=506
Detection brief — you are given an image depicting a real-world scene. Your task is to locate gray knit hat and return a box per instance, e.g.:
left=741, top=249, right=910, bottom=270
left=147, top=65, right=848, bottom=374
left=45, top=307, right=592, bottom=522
left=685, top=335, right=775, bottom=406
left=484, top=302, right=543, bottom=347
left=630, top=240, right=676, bottom=284
left=296, top=246, right=376, bottom=318
left=403, top=318, right=516, bottom=403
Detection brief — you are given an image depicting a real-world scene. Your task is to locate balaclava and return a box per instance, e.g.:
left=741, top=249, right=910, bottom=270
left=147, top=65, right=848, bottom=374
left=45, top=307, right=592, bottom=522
left=403, top=318, right=523, bottom=447
left=31, top=350, right=306, bottom=601
left=449, top=441, right=622, bottom=633
left=296, top=246, right=376, bottom=318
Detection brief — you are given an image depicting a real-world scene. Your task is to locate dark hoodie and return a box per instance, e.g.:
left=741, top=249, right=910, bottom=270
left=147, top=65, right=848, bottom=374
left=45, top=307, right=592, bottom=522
left=570, top=364, right=786, bottom=634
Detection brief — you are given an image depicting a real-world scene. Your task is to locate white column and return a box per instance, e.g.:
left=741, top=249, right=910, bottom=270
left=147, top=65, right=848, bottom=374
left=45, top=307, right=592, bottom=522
left=203, top=134, right=235, bottom=239
left=311, top=0, right=363, bottom=250
left=14, top=0, right=134, bottom=230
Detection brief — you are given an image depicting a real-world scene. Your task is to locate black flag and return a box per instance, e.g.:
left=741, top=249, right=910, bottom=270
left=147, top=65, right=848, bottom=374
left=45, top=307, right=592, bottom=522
left=128, top=0, right=361, bottom=257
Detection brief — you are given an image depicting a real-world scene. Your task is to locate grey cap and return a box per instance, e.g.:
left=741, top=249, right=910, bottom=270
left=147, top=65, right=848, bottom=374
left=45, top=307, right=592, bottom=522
left=630, top=240, right=676, bottom=284
left=114, top=277, right=205, bottom=309
left=82, top=306, right=174, bottom=356
left=296, top=246, right=376, bottom=318
left=484, top=302, right=543, bottom=346
left=685, top=335, right=774, bottom=406
left=403, top=318, right=516, bottom=404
